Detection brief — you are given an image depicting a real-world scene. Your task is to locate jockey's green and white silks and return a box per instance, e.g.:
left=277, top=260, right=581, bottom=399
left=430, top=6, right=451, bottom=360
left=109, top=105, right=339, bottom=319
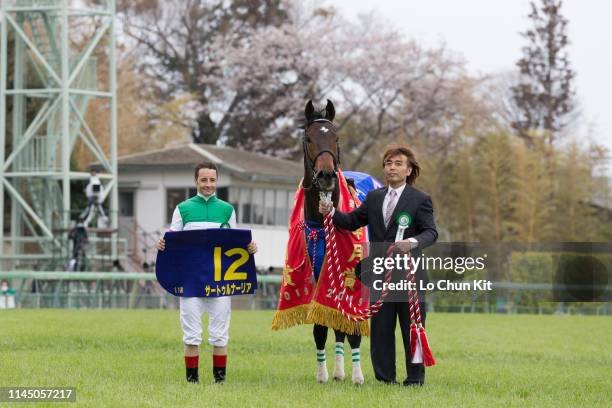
left=172, top=194, right=236, bottom=231
left=156, top=229, right=257, bottom=297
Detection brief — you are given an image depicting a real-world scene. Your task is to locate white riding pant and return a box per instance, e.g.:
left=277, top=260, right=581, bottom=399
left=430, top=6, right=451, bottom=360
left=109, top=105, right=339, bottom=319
left=179, top=296, right=231, bottom=347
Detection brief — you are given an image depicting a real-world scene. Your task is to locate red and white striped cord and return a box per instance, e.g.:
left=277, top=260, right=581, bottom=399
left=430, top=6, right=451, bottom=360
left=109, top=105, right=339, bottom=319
left=322, top=210, right=434, bottom=364
left=406, top=256, right=422, bottom=326
left=322, top=212, right=427, bottom=329
left=322, top=212, right=394, bottom=321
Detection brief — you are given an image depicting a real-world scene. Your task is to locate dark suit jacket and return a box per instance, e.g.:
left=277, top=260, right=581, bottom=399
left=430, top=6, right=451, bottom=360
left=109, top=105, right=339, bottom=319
left=332, top=184, right=438, bottom=288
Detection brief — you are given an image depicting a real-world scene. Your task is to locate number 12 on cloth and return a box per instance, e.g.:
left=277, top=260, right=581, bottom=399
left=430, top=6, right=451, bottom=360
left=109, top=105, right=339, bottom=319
left=156, top=229, right=257, bottom=297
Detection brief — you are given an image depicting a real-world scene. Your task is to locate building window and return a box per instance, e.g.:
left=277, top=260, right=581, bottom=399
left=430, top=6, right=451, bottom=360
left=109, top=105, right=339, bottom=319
left=166, top=189, right=185, bottom=224
left=264, top=189, right=275, bottom=226
left=217, top=187, right=228, bottom=201
left=228, top=187, right=239, bottom=219
left=275, top=189, right=290, bottom=225
left=251, top=189, right=264, bottom=225
left=166, top=188, right=192, bottom=223
left=230, top=187, right=294, bottom=227
left=239, top=188, right=251, bottom=224
left=288, top=189, right=295, bottom=214
left=119, top=191, right=134, bottom=217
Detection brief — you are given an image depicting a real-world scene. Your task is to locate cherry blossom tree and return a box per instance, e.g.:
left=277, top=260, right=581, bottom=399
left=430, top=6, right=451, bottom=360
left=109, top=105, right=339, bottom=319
left=121, top=1, right=471, bottom=161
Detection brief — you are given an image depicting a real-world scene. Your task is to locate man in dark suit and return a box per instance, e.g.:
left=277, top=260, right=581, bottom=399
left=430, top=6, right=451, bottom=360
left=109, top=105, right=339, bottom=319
left=319, top=144, right=438, bottom=386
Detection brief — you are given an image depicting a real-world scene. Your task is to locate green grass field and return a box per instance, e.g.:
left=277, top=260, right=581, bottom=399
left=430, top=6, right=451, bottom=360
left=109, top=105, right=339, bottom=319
left=1, top=310, right=610, bottom=407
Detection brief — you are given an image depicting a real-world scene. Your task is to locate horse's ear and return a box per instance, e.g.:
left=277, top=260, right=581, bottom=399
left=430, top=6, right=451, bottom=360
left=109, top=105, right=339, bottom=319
left=324, top=99, right=335, bottom=122
left=305, top=100, right=315, bottom=123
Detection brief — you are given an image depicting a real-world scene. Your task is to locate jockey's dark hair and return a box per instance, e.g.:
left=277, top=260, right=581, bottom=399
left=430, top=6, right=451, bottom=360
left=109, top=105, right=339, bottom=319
left=194, top=162, right=218, bottom=179
left=382, top=144, right=421, bottom=185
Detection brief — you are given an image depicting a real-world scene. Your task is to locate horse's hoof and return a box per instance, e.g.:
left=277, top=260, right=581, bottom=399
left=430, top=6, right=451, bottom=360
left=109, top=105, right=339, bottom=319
left=352, top=366, right=364, bottom=385
left=352, top=377, right=365, bottom=385
left=334, top=356, right=345, bottom=381
left=316, top=364, right=329, bottom=383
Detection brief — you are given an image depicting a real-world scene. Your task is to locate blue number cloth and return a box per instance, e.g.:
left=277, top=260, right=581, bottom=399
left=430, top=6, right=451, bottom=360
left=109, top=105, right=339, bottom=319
left=155, top=229, right=257, bottom=297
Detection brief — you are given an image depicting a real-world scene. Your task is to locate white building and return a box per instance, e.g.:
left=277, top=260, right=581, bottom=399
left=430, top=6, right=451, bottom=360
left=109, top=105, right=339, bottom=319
left=108, top=143, right=302, bottom=270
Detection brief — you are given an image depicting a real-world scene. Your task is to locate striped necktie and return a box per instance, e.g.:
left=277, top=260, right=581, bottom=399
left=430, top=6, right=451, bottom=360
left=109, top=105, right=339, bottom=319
left=384, top=189, right=397, bottom=228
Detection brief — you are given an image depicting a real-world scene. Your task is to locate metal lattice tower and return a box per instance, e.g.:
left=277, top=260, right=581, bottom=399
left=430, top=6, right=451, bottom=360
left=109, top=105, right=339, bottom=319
left=0, top=0, right=118, bottom=270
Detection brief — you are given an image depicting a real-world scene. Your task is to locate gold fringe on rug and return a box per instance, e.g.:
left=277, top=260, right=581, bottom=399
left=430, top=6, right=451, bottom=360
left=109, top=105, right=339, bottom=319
left=306, top=302, right=370, bottom=336
left=271, top=304, right=311, bottom=331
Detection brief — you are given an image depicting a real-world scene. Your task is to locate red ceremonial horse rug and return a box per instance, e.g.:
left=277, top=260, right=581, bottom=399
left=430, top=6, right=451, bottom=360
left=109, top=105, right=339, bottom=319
left=271, top=169, right=370, bottom=336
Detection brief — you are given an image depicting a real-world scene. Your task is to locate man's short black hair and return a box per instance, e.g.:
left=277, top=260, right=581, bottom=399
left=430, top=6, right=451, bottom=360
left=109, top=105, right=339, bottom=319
left=194, top=162, right=218, bottom=179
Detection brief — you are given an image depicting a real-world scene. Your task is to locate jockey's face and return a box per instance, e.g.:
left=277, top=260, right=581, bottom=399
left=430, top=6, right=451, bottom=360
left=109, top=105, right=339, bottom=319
left=195, top=168, right=217, bottom=197
left=383, top=154, right=412, bottom=188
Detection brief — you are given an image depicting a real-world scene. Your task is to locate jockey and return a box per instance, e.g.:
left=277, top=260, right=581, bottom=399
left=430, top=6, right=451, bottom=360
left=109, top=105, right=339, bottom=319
left=157, top=162, right=257, bottom=384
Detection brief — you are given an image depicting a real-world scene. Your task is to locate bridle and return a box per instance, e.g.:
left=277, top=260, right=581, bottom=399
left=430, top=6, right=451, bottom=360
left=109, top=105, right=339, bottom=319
left=302, top=118, right=340, bottom=190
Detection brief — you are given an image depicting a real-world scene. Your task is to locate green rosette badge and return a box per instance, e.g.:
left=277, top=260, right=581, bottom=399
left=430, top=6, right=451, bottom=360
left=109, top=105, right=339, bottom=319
left=395, top=211, right=412, bottom=242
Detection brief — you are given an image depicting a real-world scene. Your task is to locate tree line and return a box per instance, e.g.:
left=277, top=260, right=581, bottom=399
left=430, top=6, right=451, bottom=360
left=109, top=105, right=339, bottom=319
left=3, top=0, right=608, bottom=242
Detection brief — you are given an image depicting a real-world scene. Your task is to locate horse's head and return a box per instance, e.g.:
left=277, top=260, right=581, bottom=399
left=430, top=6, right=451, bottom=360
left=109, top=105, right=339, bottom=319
left=303, top=99, right=339, bottom=192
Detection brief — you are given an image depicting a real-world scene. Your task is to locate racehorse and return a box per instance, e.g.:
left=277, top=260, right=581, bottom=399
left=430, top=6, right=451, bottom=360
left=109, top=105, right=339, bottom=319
left=301, top=99, right=364, bottom=384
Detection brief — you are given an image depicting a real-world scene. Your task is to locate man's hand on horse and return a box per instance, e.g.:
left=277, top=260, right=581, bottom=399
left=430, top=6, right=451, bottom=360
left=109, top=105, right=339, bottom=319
left=247, top=241, right=258, bottom=254
left=319, top=200, right=334, bottom=215
left=393, top=239, right=413, bottom=254
left=156, top=238, right=165, bottom=251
